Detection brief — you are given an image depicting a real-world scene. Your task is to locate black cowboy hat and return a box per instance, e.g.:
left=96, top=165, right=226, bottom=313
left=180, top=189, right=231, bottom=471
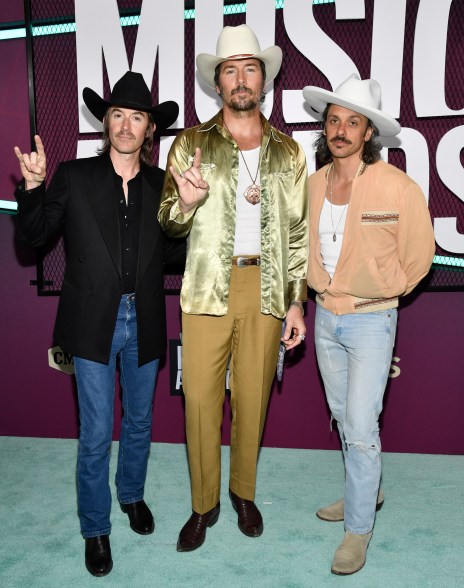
left=83, top=71, right=179, bottom=132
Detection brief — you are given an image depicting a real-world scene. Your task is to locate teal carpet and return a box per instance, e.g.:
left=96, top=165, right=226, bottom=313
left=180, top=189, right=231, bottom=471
left=0, top=437, right=462, bottom=587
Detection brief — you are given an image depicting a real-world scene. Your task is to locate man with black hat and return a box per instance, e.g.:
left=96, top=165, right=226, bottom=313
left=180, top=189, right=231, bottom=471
left=302, top=74, right=435, bottom=575
left=14, top=71, right=182, bottom=576
left=159, top=25, right=308, bottom=552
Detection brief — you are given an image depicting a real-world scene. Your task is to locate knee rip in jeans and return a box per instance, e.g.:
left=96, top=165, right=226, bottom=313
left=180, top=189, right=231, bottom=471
left=346, top=440, right=380, bottom=454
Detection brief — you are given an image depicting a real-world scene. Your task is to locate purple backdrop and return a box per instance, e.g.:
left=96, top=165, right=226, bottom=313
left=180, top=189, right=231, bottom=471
left=0, top=2, right=462, bottom=455
left=1, top=202, right=463, bottom=455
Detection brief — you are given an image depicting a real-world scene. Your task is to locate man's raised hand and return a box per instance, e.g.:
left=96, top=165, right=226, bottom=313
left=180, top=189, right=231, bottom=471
left=14, top=135, right=47, bottom=190
left=169, top=147, right=209, bottom=213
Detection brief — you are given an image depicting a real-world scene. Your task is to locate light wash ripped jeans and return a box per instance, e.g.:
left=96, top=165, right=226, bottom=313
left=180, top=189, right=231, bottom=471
left=315, top=305, right=397, bottom=534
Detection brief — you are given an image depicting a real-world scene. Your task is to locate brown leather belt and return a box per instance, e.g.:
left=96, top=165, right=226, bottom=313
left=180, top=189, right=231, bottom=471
left=232, top=256, right=261, bottom=267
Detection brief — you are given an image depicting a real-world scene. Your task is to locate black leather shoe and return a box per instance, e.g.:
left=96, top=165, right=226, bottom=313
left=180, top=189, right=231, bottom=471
left=120, top=500, right=155, bottom=535
left=177, top=502, right=220, bottom=552
left=85, top=535, right=113, bottom=577
left=229, top=490, right=263, bottom=537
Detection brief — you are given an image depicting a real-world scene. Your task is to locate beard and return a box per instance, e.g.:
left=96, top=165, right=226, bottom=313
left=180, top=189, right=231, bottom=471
left=229, top=96, right=259, bottom=112
left=220, top=84, right=262, bottom=112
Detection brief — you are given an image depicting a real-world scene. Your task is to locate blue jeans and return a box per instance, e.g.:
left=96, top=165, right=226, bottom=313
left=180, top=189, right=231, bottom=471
left=74, top=294, right=159, bottom=538
left=315, top=305, right=397, bottom=534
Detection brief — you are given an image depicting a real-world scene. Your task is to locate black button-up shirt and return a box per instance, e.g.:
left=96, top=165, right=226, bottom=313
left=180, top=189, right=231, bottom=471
left=115, top=171, right=142, bottom=294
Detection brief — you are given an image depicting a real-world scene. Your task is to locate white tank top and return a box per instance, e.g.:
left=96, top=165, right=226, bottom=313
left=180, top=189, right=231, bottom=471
left=234, top=146, right=261, bottom=256
left=319, top=196, right=348, bottom=278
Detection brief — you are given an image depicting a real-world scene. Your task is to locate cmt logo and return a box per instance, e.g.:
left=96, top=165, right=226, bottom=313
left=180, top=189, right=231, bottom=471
left=389, top=356, right=401, bottom=379
left=48, top=346, right=75, bottom=375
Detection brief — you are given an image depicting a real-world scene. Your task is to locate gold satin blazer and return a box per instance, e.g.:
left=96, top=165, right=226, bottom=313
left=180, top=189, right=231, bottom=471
left=158, top=111, right=308, bottom=318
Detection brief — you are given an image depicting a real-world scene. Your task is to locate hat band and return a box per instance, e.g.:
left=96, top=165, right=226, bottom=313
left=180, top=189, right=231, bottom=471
left=224, top=53, right=255, bottom=59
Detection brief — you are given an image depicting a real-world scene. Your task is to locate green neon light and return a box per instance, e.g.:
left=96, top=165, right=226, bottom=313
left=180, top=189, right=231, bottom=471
left=33, top=23, right=76, bottom=36
left=0, top=200, right=16, bottom=209
left=0, top=200, right=19, bottom=215
left=433, top=255, right=464, bottom=268
left=0, top=1, right=335, bottom=40
left=0, top=28, right=25, bottom=40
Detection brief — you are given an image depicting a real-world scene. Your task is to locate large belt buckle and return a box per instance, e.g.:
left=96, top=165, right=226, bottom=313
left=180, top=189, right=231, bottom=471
left=236, top=256, right=260, bottom=267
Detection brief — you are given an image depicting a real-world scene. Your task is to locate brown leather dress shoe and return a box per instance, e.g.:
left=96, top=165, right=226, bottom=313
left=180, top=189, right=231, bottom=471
left=229, top=490, right=263, bottom=537
left=120, top=500, right=154, bottom=535
left=177, top=502, right=220, bottom=552
left=85, top=535, right=113, bottom=577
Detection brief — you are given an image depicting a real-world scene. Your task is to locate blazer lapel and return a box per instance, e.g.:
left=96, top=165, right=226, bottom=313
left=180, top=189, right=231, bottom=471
left=87, top=155, right=122, bottom=278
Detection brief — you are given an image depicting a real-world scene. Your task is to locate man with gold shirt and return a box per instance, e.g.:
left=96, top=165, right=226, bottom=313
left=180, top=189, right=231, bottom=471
left=158, top=25, right=308, bottom=552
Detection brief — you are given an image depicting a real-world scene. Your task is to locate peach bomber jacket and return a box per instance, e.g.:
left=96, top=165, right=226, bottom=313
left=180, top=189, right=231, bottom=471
left=307, top=160, right=435, bottom=315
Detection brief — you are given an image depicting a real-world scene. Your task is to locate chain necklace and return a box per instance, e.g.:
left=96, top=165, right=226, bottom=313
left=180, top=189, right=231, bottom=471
left=223, top=121, right=263, bottom=205
left=329, top=164, right=349, bottom=242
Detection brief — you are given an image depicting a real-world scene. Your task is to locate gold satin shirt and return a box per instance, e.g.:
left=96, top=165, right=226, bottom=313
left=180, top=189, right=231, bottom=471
left=158, top=111, right=308, bottom=318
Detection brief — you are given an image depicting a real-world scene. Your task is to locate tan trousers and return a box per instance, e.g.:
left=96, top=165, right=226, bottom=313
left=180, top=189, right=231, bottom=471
left=181, top=265, right=282, bottom=514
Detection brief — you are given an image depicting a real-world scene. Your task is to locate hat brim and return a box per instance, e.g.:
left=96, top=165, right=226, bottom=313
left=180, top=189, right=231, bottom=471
left=196, top=46, right=283, bottom=90
left=82, top=87, right=179, bottom=132
left=302, top=85, right=400, bottom=137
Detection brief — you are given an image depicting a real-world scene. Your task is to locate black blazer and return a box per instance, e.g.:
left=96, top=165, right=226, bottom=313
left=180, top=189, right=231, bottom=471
left=15, top=154, right=184, bottom=366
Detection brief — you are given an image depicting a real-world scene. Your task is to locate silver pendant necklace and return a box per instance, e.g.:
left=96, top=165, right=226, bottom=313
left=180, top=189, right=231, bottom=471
left=224, top=121, right=263, bottom=205
left=329, top=164, right=348, bottom=242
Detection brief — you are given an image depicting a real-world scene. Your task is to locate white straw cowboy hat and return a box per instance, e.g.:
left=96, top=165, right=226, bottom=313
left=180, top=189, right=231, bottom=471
left=196, top=24, right=283, bottom=89
left=302, top=73, right=401, bottom=136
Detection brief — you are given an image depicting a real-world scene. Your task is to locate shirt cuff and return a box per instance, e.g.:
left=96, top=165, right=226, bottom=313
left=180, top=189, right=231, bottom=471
left=169, top=200, right=197, bottom=224
left=16, top=179, right=43, bottom=195
left=288, top=279, right=308, bottom=303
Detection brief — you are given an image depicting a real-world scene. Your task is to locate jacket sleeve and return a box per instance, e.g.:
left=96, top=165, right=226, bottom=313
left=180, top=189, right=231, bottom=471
left=287, top=142, right=309, bottom=303
left=398, top=182, right=435, bottom=295
left=158, top=132, right=198, bottom=238
left=15, top=162, right=69, bottom=247
left=163, top=233, right=186, bottom=273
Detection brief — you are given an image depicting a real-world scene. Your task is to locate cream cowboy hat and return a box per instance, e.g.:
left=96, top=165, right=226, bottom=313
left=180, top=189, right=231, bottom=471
left=302, top=73, right=400, bottom=136
left=196, top=24, right=282, bottom=89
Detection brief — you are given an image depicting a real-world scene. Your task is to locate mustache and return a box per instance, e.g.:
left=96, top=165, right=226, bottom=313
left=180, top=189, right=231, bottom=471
left=231, top=85, right=253, bottom=96
left=116, top=131, right=136, bottom=139
left=330, top=136, right=352, bottom=145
